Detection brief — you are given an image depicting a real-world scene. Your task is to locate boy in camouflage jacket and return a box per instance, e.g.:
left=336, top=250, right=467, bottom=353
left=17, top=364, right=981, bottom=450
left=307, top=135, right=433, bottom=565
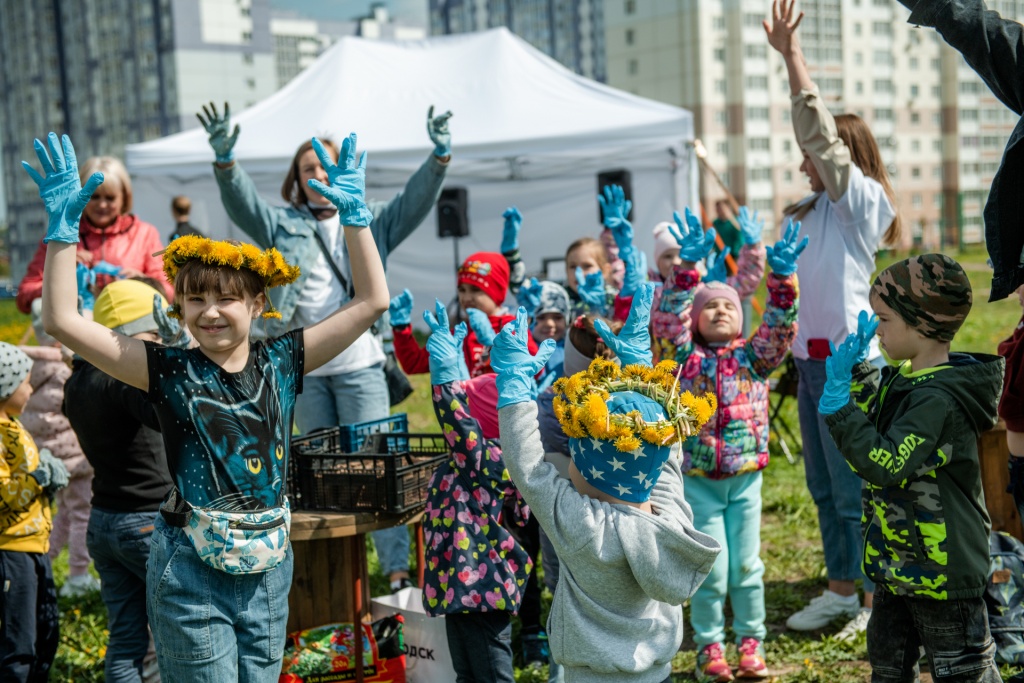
left=819, top=254, right=1003, bottom=683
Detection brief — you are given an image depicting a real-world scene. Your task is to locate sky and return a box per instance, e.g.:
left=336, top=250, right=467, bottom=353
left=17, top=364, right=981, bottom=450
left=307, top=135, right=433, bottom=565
left=268, top=0, right=428, bottom=27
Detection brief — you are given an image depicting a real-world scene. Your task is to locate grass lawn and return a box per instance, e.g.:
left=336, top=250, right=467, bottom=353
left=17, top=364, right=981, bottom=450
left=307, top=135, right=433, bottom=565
left=8, top=244, right=1024, bottom=681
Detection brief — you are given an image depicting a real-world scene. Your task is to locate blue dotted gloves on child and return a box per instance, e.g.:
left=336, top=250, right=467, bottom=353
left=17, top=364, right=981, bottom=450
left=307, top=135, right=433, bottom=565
left=424, top=299, right=470, bottom=385
left=427, top=106, right=453, bottom=158
left=819, top=311, right=879, bottom=415
left=501, top=207, right=522, bottom=254
left=516, top=277, right=544, bottom=316
left=766, top=219, right=809, bottom=277
left=491, top=307, right=556, bottom=409
left=306, top=134, right=374, bottom=227
left=467, top=308, right=496, bottom=348
left=670, top=207, right=718, bottom=264
left=29, top=448, right=70, bottom=495
left=704, top=247, right=732, bottom=284
left=737, top=205, right=765, bottom=245
left=388, top=289, right=414, bottom=327
left=22, top=133, right=104, bottom=245
left=594, top=282, right=655, bottom=366
left=196, top=101, right=240, bottom=164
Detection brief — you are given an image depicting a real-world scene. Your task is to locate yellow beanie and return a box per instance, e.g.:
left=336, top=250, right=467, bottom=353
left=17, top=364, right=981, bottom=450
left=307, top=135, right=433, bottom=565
left=93, top=280, right=168, bottom=336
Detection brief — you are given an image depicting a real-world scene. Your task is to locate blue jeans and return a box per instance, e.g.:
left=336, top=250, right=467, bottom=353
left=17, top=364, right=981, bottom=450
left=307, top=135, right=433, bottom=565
left=868, top=589, right=1001, bottom=682
left=87, top=508, right=158, bottom=683
left=445, top=611, right=515, bottom=683
left=796, top=357, right=875, bottom=590
left=685, top=472, right=766, bottom=646
left=0, top=550, right=58, bottom=683
left=146, top=518, right=293, bottom=682
left=295, top=362, right=410, bottom=576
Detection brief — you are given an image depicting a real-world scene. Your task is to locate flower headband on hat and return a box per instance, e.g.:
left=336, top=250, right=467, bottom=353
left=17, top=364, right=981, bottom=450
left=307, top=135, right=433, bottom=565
left=157, top=236, right=301, bottom=319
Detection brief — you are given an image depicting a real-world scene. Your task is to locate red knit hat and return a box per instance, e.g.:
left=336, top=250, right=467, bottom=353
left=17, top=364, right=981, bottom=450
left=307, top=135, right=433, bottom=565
left=457, top=252, right=510, bottom=305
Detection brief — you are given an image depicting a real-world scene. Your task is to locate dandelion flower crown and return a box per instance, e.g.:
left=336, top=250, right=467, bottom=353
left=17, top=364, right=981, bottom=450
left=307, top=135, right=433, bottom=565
left=157, top=236, right=301, bottom=319
left=552, top=357, right=717, bottom=453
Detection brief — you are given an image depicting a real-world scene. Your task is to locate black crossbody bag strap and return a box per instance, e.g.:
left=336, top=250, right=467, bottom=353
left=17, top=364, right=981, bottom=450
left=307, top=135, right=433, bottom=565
left=310, top=228, right=354, bottom=299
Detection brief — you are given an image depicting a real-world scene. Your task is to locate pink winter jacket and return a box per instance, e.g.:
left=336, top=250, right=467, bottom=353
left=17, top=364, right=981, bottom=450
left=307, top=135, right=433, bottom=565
left=19, top=346, right=91, bottom=479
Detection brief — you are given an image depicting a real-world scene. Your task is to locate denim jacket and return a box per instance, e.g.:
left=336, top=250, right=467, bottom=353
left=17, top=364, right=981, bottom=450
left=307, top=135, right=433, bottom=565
left=899, top=0, right=1024, bottom=301
left=213, top=154, right=448, bottom=337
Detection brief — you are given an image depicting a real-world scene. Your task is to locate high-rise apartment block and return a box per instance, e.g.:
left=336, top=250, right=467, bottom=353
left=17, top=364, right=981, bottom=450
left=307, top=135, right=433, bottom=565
left=429, top=0, right=608, bottom=82
left=605, top=0, right=1021, bottom=248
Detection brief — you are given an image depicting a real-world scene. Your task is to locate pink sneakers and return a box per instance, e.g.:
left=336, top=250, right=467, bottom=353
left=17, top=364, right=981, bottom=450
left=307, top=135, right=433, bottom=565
left=696, top=642, right=734, bottom=682
left=736, top=637, right=769, bottom=679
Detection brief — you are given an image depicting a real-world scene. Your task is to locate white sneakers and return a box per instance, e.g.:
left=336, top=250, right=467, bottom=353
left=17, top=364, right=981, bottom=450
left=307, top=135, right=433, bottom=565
left=785, top=590, right=860, bottom=631
left=59, top=573, right=101, bottom=598
left=834, top=607, right=872, bottom=641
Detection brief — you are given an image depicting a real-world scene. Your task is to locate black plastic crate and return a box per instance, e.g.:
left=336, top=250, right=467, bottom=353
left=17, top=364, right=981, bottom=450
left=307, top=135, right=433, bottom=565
left=289, top=432, right=448, bottom=513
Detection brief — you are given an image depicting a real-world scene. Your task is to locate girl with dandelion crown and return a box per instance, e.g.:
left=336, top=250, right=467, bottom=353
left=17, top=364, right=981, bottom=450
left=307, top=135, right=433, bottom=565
left=27, top=131, right=389, bottom=681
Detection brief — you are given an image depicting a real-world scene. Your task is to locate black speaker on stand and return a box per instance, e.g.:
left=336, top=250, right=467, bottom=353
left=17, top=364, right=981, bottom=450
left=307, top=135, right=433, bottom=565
left=437, top=187, right=469, bottom=321
left=596, top=169, right=634, bottom=224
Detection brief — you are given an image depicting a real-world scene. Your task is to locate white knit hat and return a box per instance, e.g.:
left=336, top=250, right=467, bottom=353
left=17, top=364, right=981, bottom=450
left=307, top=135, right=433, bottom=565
left=0, top=342, right=32, bottom=402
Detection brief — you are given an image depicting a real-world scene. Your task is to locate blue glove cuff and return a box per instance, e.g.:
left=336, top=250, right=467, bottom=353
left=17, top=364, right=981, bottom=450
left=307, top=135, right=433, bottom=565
left=495, top=373, right=537, bottom=409
left=430, top=364, right=469, bottom=386
left=340, top=206, right=374, bottom=228
left=433, top=143, right=451, bottom=158
left=818, top=385, right=852, bottom=415
left=215, top=150, right=234, bottom=164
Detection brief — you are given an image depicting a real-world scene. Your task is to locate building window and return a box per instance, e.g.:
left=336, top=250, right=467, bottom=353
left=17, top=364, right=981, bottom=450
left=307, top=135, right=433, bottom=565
left=715, top=110, right=728, bottom=125
left=934, top=193, right=943, bottom=207
left=243, top=52, right=253, bottom=64
left=625, top=28, right=634, bottom=45
left=856, top=81, right=864, bottom=94
left=784, top=170, right=793, bottom=182
left=715, top=79, right=727, bottom=93
left=960, top=108, right=979, bottom=121
left=714, top=47, right=726, bottom=62
left=625, top=0, right=635, bottom=13
left=712, top=15, right=725, bottom=30
left=246, top=78, right=256, bottom=89
left=717, top=141, right=729, bottom=156
left=854, top=22, right=862, bottom=35
left=783, top=139, right=792, bottom=152
left=744, top=44, right=767, bottom=59
left=910, top=57, right=919, bottom=69
left=628, top=59, right=638, bottom=75
left=911, top=167, right=921, bottom=178
left=748, top=138, right=770, bottom=151
left=910, top=111, right=920, bottom=124
left=750, top=168, right=771, bottom=181
left=874, top=108, right=894, bottom=121
left=872, top=21, right=892, bottom=36
left=874, top=79, right=894, bottom=93
left=910, top=84, right=919, bottom=97
left=854, top=51, right=863, bottom=65
left=746, top=107, right=769, bottom=120
left=911, top=139, right=921, bottom=152
left=745, top=76, right=768, bottom=90
left=242, top=31, right=252, bottom=42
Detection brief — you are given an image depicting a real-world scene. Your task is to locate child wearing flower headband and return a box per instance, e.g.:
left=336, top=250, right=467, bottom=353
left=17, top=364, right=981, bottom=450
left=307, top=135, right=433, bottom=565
left=492, top=284, right=721, bottom=683
left=652, top=213, right=806, bottom=681
left=26, top=131, right=389, bottom=681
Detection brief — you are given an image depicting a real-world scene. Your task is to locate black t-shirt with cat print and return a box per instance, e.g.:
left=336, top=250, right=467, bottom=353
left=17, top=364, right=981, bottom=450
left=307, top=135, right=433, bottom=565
left=144, top=330, right=303, bottom=512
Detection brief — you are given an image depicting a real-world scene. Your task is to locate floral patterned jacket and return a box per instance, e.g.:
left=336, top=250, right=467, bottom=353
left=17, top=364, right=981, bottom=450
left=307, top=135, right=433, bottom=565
left=653, top=266, right=798, bottom=478
left=422, top=379, right=532, bottom=617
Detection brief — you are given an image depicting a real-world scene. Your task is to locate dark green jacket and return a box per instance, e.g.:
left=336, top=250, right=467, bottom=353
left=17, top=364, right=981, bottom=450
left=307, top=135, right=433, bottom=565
left=825, top=353, right=1004, bottom=600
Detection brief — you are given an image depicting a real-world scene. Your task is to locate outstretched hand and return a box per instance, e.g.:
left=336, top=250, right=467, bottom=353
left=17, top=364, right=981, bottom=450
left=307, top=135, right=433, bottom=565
left=196, top=102, right=240, bottom=163
left=22, top=133, right=104, bottom=244
left=516, top=277, right=544, bottom=315
left=491, top=306, right=556, bottom=408
left=669, top=208, right=717, bottom=263
left=423, top=299, right=469, bottom=385
left=704, top=247, right=732, bottom=284
left=501, top=207, right=522, bottom=254
left=466, top=308, right=496, bottom=348
left=763, top=0, right=805, bottom=55
left=427, top=105, right=453, bottom=158
left=737, top=206, right=764, bottom=245
left=388, top=289, right=414, bottom=327
left=594, top=282, right=655, bottom=367
left=305, top=134, right=373, bottom=227
left=599, top=184, right=634, bottom=250
left=851, top=310, right=879, bottom=364
left=574, top=268, right=607, bottom=313
left=765, top=218, right=809, bottom=276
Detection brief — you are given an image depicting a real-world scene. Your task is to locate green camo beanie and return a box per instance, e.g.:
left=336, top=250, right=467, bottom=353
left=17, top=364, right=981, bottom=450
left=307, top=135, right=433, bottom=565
left=871, top=253, right=972, bottom=343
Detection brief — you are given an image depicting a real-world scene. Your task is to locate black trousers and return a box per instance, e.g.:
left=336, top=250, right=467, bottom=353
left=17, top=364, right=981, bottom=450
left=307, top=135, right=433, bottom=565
left=0, top=550, right=59, bottom=683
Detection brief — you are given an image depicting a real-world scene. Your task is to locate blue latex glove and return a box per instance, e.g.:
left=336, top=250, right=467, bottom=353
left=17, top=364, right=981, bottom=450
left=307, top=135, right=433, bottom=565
left=388, top=288, right=414, bottom=327
left=306, top=134, right=373, bottom=227
left=619, top=245, right=647, bottom=297
left=818, top=333, right=862, bottom=415
left=154, top=295, right=191, bottom=348
left=466, top=308, right=496, bottom=348
left=22, top=133, right=104, bottom=244
left=501, top=207, right=521, bottom=254
left=594, top=282, right=655, bottom=366
left=491, top=307, right=556, bottom=409
left=574, top=267, right=607, bottom=314
left=196, top=101, right=240, bottom=163
left=427, top=105, right=453, bottom=158
left=766, top=219, right=809, bottom=277
left=516, top=277, right=543, bottom=315
left=704, top=247, right=732, bottom=284
left=76, top=264, right=96, bottom=312
left=670, top=208, right=717, bottom=263
left=736, top=206, right=764, bottom=245
left=598, top=184, right=633, bottom=250
left=92, top=260, right=122, bottom=278
left=423, top=299, right=469, bottom=385
left=851, top=310, right=880, bottom=364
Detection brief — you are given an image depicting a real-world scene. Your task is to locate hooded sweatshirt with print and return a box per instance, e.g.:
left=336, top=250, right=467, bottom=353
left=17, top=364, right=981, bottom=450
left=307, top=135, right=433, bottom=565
left=825, top=353, right=1003, bottom=600
left=499, top=401, right=720, bottom=683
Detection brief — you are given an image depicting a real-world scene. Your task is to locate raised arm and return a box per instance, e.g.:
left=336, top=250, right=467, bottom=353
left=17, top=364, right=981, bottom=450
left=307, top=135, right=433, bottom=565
left=726, top=207, right=767, bottom=299
left=747, top=220, right=806, bottom=377
left=651, top=209, right=715, bottom=359
left=302, top=134, right=390, bottom=372
left=899, top=0, right=1024, bottom=115
left=26, top=133, right=150, bottom=391
left=501, top=207, right=527, bottom=296
left=765, top=0, right=852, bottom=202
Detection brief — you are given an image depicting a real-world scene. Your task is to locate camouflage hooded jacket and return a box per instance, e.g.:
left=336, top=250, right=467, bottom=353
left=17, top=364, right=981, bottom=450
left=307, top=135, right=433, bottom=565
left=825, top=352, right=1004, bottom=600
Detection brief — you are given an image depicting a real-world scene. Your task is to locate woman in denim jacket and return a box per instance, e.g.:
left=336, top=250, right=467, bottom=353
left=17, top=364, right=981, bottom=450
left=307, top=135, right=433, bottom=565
left=197, top=102, right=451, bottom=592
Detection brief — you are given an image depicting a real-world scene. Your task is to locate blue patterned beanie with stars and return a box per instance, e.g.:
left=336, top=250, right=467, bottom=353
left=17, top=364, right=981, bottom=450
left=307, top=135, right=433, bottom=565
left=569, top=390, right=674, bottom=504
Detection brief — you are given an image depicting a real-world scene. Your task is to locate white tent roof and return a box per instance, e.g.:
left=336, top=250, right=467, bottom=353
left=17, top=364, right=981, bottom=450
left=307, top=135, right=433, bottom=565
left=126, top=27, right=693, bottom=175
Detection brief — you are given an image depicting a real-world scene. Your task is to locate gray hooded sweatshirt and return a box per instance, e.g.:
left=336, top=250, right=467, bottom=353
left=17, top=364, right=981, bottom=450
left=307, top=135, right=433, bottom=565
left=499, top=402, right=721, bottom=683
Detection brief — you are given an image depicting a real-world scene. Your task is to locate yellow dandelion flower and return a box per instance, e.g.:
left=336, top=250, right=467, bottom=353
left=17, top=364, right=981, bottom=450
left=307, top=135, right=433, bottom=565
left=614, top=434, right=641, bottom=452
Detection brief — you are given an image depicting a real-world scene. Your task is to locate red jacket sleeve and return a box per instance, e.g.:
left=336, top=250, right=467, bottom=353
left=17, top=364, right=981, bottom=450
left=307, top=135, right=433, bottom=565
left=392, top=325, right=430, bottom=375
left=16, top=241, right=47, bottom=314
left=612, top=293, right=633, bottom=323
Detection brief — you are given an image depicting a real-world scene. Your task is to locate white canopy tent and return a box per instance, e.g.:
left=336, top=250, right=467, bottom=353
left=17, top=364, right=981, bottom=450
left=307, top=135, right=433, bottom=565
left=125, top=28, right=697, bottom=324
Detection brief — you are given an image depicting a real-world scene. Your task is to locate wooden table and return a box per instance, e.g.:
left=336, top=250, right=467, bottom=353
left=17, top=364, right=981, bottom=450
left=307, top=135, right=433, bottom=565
left=978, top=421, right=1023, bottom=540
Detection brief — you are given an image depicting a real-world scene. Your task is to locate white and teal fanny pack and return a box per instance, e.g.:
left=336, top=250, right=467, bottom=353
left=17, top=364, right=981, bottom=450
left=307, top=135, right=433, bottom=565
left=162, top=489, right=291, bottom=575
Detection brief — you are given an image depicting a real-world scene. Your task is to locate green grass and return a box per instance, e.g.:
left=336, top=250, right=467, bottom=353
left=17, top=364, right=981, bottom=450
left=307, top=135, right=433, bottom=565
left=6, top=242, right=1022, bottom=682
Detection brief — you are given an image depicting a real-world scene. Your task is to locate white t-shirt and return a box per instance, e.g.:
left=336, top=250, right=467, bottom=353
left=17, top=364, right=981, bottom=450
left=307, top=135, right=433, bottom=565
left=292, top=213, right=385, bottom=377
left=791, top=165, right=896, bottom=362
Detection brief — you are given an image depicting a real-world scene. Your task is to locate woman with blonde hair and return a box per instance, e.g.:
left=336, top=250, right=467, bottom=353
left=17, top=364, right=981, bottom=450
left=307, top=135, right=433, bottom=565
left=765, top=0, right=902, bottom=644
left=17, top=155, right=171, bottom=313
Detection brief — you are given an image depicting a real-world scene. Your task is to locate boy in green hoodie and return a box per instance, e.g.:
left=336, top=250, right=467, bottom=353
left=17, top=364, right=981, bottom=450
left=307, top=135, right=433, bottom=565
left=818, top=253, right=1003, bottom=683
